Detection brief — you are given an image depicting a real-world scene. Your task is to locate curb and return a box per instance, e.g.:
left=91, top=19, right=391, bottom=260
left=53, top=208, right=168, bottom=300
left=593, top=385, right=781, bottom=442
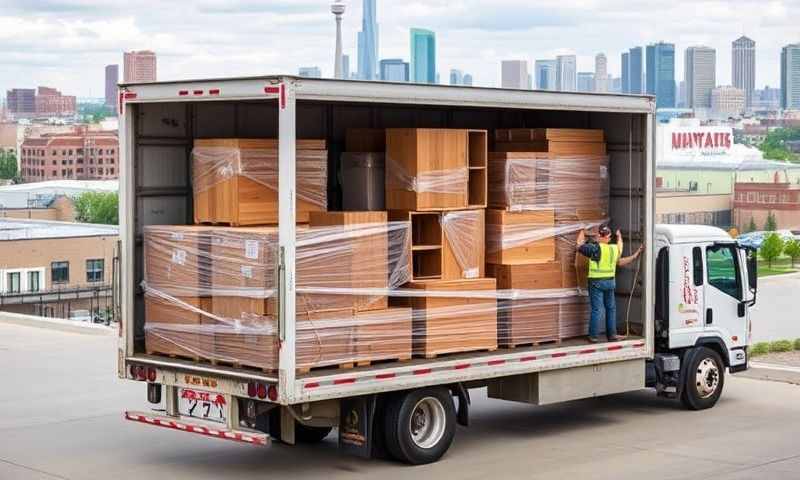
left=0, top=312, right=115, bottom=337
left=735, top=362, right=800, bottom=385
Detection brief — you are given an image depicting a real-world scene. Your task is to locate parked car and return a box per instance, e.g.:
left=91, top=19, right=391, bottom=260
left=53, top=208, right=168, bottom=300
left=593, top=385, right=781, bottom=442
left=68, top=310, right=92, bottom=322
left=737, top=230, right=796, bottom=249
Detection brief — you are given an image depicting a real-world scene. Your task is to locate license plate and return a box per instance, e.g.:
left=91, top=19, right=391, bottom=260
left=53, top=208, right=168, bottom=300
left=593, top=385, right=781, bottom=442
left=178, top=388, right=227, bottom=424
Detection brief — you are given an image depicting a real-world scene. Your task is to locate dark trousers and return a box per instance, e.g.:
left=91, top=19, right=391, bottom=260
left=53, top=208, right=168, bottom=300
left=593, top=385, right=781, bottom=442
left=588, top=278, right=617, bottom=338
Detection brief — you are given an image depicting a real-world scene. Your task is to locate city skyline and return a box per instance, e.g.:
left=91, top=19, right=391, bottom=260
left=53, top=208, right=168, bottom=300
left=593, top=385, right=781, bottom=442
left=0, top=1, right=797, bottom=97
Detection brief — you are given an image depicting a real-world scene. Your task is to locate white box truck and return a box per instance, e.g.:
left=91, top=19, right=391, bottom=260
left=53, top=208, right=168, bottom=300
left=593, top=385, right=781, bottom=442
left=118, top=76, right=757, bottom=464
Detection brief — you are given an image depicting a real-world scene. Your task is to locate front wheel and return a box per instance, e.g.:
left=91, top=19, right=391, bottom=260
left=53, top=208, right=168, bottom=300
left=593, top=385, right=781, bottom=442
left=681, top=347, right=725, bottom=410
left=383, top=387, right=456, bottom=465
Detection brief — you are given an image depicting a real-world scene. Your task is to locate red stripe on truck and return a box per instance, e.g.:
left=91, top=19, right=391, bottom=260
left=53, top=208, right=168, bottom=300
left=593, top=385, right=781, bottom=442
left=487, top=359, right=506, bottom=366
left=333, top=378, right=356, bottom=385
left=413, top=368, right=432, bottom=375
left=375, top=373, right=396, bottom=380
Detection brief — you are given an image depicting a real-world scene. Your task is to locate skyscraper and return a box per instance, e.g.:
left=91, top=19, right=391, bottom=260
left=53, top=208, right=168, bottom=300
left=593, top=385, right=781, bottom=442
left=380, top=59, right=409, bottom=82
left=410, top=28, right=436, bottom=84
left=123, top=50, right=156, bottom=83
left=782, top=44, right=800, bottom=110
left=594, top=53, right=608, bottom=92
left=298, top=67, right=322, bottom=78
left=501, top=60, right=529, bottom=89
left=331, top=1, right=346, bottom=79
left=534, top=60, right=556, bottom=90
left=646, top=42, right=676, bottom=108
left=628, top=47, right=643, bottom=94
left=577, top=72, right=595, bottom=92
left=556, top=55, right=577, bottom=91
left=463, top=74, right=473, bottom=86
left=732, top=36, right=756, bottom=110
left=105, top=64, right=119, bottom=114
left=685, top=46, right=716, bottom=109
left=621, top=52, right=630, bottom=93
left=357, top=0, right=379, bottom=80
left=342, top=54, right=351, bottom=80
left=449, top=69, right=463, bottom=86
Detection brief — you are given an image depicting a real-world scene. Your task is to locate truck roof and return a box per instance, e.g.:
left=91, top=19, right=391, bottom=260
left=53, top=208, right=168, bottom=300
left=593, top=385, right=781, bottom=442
left=655, top=224, right=733, bottom=244
left=117, top=75, right=655, bottom=114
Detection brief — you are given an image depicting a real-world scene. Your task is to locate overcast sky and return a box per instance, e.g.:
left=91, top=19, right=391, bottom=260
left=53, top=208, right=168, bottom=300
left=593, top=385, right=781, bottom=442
left=0, top=0, right=796, bottom=98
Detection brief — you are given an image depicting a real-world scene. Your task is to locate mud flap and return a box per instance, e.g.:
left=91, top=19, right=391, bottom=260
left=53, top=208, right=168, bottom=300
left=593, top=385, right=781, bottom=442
left=339, top=395, right=377, bottom=459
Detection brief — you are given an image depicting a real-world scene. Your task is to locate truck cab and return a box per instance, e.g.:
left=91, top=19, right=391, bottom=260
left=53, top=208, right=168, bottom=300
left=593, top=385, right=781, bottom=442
left=651, top=224, right=757, bottom=409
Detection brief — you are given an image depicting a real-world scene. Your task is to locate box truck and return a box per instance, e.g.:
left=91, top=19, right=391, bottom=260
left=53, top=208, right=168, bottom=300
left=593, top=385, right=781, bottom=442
left=119, top=76, right=756, bottom=464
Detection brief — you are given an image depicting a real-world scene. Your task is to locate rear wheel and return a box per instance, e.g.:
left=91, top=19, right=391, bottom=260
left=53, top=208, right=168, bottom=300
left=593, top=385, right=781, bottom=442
left=681, top=347, right=725, bottom=410
left=383, top=387, right=456, bottom=465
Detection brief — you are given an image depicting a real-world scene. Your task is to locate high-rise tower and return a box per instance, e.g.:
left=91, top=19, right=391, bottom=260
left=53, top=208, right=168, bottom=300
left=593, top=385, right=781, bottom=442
left=331, top=1, right=346, bottom=79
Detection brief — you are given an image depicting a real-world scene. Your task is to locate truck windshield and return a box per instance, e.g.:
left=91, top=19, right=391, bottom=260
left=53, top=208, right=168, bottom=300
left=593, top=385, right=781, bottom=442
left=706, top=244, right=742, bottom=300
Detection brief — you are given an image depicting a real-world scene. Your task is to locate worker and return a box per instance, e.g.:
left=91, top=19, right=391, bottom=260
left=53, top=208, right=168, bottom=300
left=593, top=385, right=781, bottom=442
left=576, top=224, right=644, bottom=343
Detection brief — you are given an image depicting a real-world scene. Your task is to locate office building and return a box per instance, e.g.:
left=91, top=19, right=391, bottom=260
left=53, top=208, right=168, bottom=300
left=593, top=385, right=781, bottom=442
left=104, top=65, right=119, bottom=115
left=577, top=72, right=595, bottom=92
left=782, top=44, right=800, bottom=110
left=594, top=53, right=608, bottom=92
left=646, top=42, right=676, bottom=108
left=556, top=55, right=577, bottom=92
left=753, top=86, right=781, bottom=111
left=534, top=60, right=556, bottom=90
left=621, top=52, right=630, bottom=93
left=501, top=60, right=529, bottom=90
left=449, top=69, right=463, bottom=86
left=677, top=81, right=686, bottom=108
left=357, top=0, right=379, bottom=80
left=463, top=74, right=473, bottom=86
left=711, top=86, right=745, bottom=118
left=380, top=59, right=409, bottom=82
left=298, top=67, right=322, bottom=78
left=342, top=55, right=351, bottom=80
left=609, top=77, right=622, bottom=93
left=19, top=125, right=118, bottom=182
left=685, top=46, right=716, bottom=109
left=34, top=87, right=77, bottom=117
left=732, top=36, right=756, bottom=110
left=626, top=47, right=644, bottom=94
left=410, top=28, right=436, bottom=84
left=6, top=89, right=36, bottom=119
left=123, top=50, right=157, bottom=83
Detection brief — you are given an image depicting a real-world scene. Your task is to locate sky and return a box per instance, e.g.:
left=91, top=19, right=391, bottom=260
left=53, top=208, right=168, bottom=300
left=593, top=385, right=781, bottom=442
left=0, top=0, right=797, bottom=98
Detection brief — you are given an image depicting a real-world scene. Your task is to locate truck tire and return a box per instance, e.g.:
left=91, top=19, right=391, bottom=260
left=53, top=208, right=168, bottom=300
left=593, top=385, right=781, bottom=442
left=681, top=347, right=725, bottom=410
left=383, top=387, right=456, bottom=465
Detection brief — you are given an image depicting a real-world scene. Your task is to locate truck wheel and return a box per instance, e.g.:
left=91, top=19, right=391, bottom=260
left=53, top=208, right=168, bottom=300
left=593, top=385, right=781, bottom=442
left=681, top=347, right=725, bottom=410
left=383, top=387, right=456, bottom=465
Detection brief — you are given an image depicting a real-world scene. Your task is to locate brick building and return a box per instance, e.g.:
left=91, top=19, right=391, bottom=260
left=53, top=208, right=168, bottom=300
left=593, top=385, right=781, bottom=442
left=123, top=50, right=157, bottom=83
left=0, top=219, right=118, bottom=319
left=733, top=182, right=800, bottom=230
left=6, top=89, right=36, bottom=119
left=19, top=126, right=119, bottom=181
left=34, top=86, right=77, bottom=117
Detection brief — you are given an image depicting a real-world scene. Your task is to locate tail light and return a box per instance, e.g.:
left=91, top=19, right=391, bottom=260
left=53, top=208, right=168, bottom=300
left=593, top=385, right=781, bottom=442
left=136, top=365, right=146, bottom=381
left=256, top=383, right=267, bottom=400
left=129, top=364, right=137, bottom=379
left=247, top=382, right=257, bottom=397
left=267, top=385, right=278, bottom=402
left=147, top=367, right=157, bottom=382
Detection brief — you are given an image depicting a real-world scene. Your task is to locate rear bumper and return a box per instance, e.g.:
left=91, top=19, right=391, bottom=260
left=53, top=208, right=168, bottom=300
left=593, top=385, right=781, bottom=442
left=124, top=411, right=269, bottom=446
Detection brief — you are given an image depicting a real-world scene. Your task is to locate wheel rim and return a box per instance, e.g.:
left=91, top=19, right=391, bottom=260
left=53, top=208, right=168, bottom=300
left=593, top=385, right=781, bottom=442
left=409, top=396, right=446, bottom=449
left=695, top=357, right=720, bottom=399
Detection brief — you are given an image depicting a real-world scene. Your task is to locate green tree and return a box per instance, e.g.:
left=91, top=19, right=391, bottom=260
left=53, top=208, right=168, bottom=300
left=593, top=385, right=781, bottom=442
left=764, top=211, right=778, bottom=231
left=73, top=191, right=119, bottom=225
left=784, top=239, right=800, bottom=268
left=746, top=217, right=757, bottom=233
left=759, top=232, right=784, bottom=268
left=0, top=151, right=18, bottom=179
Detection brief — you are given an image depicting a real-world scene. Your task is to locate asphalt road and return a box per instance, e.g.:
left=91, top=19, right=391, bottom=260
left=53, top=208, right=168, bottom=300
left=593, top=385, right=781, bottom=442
left=750, top=272, right=800, bottom=343
left=1, top=322, right=800, bottom=480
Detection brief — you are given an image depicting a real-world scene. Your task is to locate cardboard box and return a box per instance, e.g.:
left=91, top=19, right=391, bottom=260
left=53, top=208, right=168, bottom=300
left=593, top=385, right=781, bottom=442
left=488, top=152, right=549, bottom=210
left=385, top=129, right=487, bottom=211
left=559, top=295, right=591, bottom=339
left=296, top=309, right=359, bottom=370
left=494, top=128, right=606, bottom=154
left=208, top=226, right=277, bottom=299
left=210, top=296, right=277, bottom=370
left=397, top=278, right=497, bottom=358
left=144, top=294, right=213, bottom=359
left=355, top=308, right=413, bottom=364
left=485, top=209, right=555, bottom=265
left=497, top=298, right=560, bottom=347
left=192, top=138, right=327, bottom=225
left=143, top=225, right=213, bottom=297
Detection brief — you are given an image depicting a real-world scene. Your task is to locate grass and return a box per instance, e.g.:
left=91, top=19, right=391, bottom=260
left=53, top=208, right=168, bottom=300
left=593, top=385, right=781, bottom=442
left=757, top=255, right=798, bottom=277
left=750, top=339, right=800, bottom=358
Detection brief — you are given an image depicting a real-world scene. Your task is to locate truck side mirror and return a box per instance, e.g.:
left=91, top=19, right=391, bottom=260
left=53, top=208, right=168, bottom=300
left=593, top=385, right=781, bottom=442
left=746, top=248, right=757, bottom=292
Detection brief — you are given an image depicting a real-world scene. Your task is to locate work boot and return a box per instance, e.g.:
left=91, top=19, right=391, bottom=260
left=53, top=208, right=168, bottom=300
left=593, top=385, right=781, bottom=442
left=587, top=336, right=599, bottom=343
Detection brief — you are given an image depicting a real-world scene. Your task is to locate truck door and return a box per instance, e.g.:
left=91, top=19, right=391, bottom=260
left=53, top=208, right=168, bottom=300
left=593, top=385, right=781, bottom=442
left=667, top=244, right=705, bottom=349
left=703, top=243, right=747, bottom=351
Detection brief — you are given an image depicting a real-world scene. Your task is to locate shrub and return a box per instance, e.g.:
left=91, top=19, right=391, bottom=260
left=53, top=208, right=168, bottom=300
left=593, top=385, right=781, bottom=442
left=794, top=338, right=800, bottom=351
left=770, top=340, right=794, bottom=353
left=750, top=342, right=770, bottom=357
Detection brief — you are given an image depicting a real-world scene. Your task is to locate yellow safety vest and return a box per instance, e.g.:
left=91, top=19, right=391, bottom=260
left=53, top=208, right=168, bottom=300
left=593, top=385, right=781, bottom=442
left=588, top=243, right=618, bottom=279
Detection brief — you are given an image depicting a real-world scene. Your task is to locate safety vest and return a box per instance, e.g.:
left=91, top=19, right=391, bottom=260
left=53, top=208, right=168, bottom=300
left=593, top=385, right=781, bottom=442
left=587, top=243, right=618, bottom=279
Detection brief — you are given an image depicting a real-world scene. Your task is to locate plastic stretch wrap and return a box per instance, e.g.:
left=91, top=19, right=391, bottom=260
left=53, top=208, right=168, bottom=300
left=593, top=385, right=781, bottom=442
left=386, top=156, right=468, bottom=195
left=488, top=154, right=609, bottom=213
left=440, top=210, right=484, bottom=279
left=143, top=221, right=616, bottom=372
left=192, top=146, right=327, bottom=207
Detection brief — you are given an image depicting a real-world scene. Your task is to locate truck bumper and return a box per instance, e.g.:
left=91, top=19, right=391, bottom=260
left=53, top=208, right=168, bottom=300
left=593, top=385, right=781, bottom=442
left=124, top=411, right=270, bottom=446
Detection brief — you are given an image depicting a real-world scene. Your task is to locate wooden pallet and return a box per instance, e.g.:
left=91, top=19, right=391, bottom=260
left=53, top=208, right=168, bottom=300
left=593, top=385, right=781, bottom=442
left=146, top=350, right=201, bottom=362
left=354, top=355, right=413, bottom=368
left=499, top=338, right=560, bottom=349
left=417, top=347, right=498, bottom=360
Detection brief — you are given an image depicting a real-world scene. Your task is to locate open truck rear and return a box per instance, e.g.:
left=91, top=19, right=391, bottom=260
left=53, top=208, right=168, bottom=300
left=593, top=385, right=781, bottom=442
left=119, top=76, right=659, bottom=463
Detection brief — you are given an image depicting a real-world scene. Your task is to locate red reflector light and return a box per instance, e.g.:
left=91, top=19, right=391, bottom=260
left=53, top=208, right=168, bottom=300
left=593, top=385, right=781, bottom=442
left=147, top=367, right=157, bottom=382
left=193, top=90, right=203, bottom=95
left=267, top=385, right=278, bottom=402
left=178, top=90, right=189, bottom=96
left=256, top=383, right=267, bottom=399
left=136, top=365, right=146, bottom=381
left=123, top=92, right=137, bottom=100
left=209, top=88, right=220, bottom=95
left=129, top=365, right=137, bottom=379
left=247, top=382, right=257, bottom=397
